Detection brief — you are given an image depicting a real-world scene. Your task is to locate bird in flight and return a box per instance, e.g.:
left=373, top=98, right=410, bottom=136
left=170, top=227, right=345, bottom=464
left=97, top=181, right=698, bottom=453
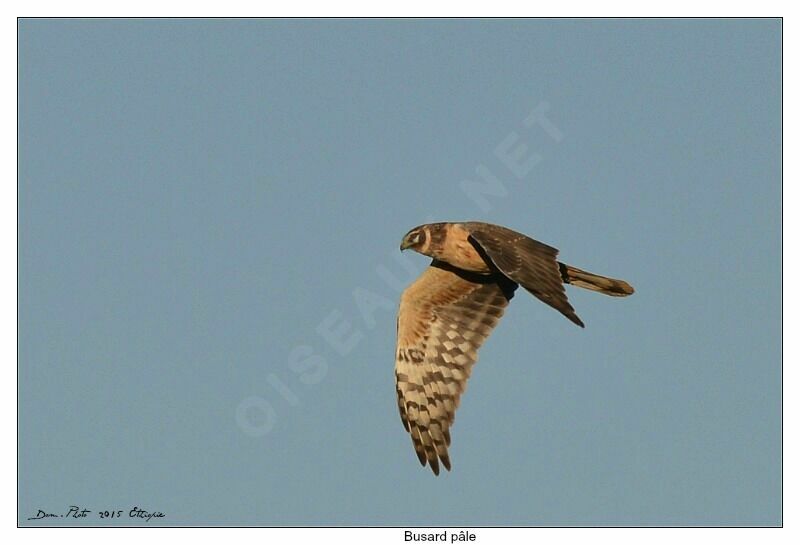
left=395, top=221, right=634, bottom=475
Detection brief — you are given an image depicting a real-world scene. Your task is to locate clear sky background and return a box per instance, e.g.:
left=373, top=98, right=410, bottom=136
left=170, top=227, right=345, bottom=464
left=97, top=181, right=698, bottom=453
left=19, top=19, right=781, bottom=526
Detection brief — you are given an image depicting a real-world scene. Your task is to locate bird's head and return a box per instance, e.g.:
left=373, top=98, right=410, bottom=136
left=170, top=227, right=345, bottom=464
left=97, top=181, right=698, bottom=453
left=400, top=225, right=430, bottom=255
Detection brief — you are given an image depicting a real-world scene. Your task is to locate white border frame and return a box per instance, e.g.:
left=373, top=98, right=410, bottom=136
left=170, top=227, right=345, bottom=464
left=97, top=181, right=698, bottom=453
left=5, top=5, right=789, bottom=543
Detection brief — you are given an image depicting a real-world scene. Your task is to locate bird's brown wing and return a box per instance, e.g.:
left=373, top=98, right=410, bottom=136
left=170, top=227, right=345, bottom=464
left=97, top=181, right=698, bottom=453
left=465, top=223, right=584, bottom=327
left=395, top=260, right=516, bottom=475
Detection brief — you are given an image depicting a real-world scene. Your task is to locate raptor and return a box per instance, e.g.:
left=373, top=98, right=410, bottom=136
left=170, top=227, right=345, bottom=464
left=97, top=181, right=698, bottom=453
left=395, top=221, right=634, bottom=475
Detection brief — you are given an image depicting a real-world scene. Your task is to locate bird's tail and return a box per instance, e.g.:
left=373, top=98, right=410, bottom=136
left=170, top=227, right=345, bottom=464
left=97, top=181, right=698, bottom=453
left=558, top=263, right=634, bottom=297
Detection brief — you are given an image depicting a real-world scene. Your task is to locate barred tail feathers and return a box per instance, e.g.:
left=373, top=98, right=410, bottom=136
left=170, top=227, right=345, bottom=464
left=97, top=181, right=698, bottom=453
left=558, top=263, right=634, bottom=297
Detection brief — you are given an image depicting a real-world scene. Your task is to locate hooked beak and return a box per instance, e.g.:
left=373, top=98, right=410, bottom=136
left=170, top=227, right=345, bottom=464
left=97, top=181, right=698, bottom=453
left=400, top=237, right=412, bottom=251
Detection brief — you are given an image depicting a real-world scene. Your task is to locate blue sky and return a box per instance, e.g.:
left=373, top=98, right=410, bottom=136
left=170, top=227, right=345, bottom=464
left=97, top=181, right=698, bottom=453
left=19, top=18, right=781, bottom=525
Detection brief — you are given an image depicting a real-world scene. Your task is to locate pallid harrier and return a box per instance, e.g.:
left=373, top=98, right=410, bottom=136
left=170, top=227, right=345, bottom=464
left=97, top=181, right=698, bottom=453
left=395, top=221, right=633, bottom=475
